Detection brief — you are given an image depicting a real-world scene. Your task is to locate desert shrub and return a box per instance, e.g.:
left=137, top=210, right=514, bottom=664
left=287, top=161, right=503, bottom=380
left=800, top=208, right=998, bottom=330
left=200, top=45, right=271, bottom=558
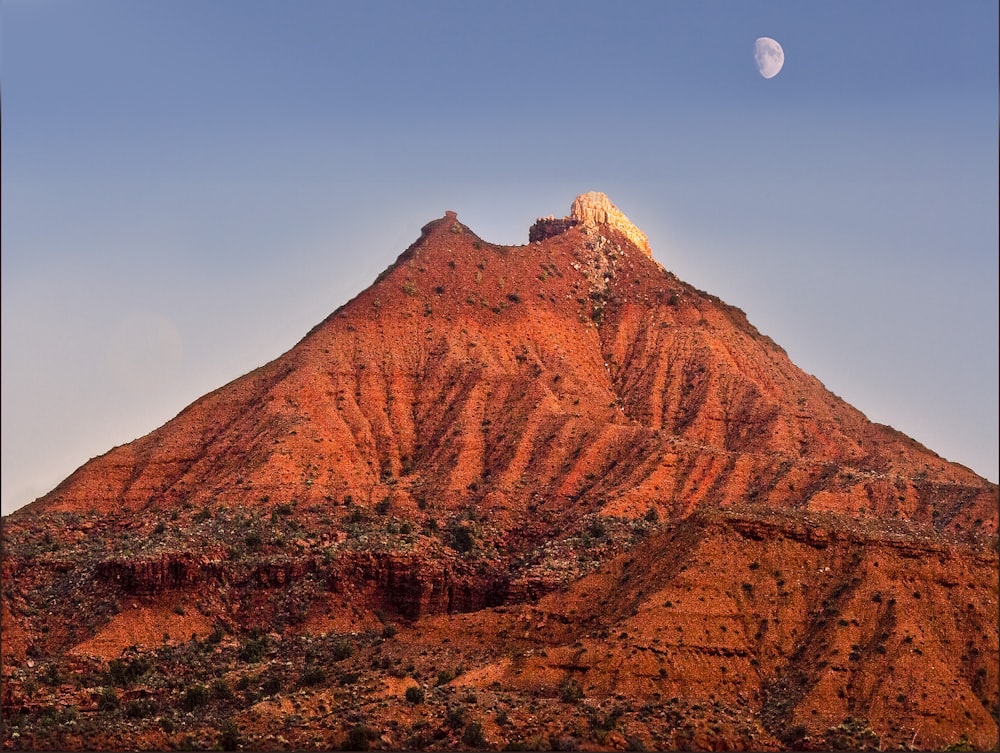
left=41, top=663, right=62, bottom=686
left=345, top=724, right=377, bottom=751
left=446, top=705, right=467, bottom=729
left=381, top=624, right=398, bottom=639
left=107, top=656, right=151, bottom=687
left=125, top=698, right=156, bottom=718
left=331, top=636, right=355, bottom=661
left=408, top=731, right=430, bottom=750
left=218, top=720, right=242, bottom=751
left=587, top=519, right=607, bottom=539
left=463, top=721, right=486, bottom=747
left=405, top=686, right=425, bottom=704
left=824, top=717, right=880, bottom=750
left=298, top=666, right=326, bottom=687
left=436, top=669, right=456, bottom=686
left=182, top=683, right=209, bottom=711
left=449, top=522, right=475, bottom=553
left=261, top=676, right=282, bottom=696
left=212, top=678, right=233, bottom=699
left=779, top=724, right=808, bottom=747
left=590, top=707, right=623, bottom=732
left=239, top=635, right=268, bottom=663
left=560, top=678, right=585, bottom=703
left=97, top=686, right=120, bottom=712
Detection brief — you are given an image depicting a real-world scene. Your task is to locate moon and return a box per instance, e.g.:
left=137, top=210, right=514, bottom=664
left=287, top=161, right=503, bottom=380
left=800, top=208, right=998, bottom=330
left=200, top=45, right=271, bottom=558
left=755, top=37, right=784, bottom=79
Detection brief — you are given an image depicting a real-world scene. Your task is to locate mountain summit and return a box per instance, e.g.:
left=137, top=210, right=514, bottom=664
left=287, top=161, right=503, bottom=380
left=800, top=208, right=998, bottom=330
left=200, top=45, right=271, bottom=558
left=3, top=194, right=997, bottom=751
left=531, top=191, right=652, bottom=256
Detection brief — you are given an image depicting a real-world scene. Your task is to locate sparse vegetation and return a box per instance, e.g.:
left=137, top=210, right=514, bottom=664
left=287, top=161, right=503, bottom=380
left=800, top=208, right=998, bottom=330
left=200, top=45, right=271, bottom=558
left=182, top=683, right=209, bottom=711
left=463, top=720, right=486, bottom=747
left=218, top=720, right=243, bottom=750
left=405, top=686, right=425, bottom=704
left=97, top=686, right=119, bottom=712
left=107, top=656, right=151, bottom=687
left=560, top=678, right=585, bottom=703
left=448, top=521, right=476, bottom=553
left=298, top=666, right=326, bottom=687
left=346, top=724, right=377, bottom=751
left=445, top=705, right=467, bottom=729
left=331, top=636, right=355, bottom=661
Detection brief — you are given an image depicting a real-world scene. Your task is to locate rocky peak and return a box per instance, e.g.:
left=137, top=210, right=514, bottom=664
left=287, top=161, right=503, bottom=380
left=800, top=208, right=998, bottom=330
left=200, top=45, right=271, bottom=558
left=529, top=192, right=652, bottom=257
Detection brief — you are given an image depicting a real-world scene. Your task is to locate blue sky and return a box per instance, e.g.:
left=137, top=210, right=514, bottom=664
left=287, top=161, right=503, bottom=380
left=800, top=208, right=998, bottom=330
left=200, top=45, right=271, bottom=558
left=2, top=1, right=997, bottom=514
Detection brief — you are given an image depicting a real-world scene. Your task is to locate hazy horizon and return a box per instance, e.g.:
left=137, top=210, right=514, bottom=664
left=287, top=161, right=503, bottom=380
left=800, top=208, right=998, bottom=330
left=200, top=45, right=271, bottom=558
left=2, top=1, right=997, bottom=515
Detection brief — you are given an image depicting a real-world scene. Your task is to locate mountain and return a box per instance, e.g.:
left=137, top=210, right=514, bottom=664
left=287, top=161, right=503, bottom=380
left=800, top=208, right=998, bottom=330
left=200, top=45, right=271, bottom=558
left=2, top=193, right=997, bottom=751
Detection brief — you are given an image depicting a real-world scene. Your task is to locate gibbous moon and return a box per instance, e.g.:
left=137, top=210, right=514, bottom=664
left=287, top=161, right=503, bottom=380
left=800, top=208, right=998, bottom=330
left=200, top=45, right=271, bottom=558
left=755, top=37, right=784, bottom=79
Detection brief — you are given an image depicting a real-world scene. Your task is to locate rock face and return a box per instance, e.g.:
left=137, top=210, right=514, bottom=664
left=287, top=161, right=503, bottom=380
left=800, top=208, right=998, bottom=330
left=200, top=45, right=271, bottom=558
left=2, top=194, right=997, bottom=751
left=570, top=191, right=651, bottom=256
left=530, top=192, right=651, bottom=256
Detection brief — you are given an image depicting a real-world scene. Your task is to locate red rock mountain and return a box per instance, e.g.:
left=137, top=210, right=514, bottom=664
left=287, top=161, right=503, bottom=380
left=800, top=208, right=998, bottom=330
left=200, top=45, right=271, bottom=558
left=27, top=192, right=998, bottom=531
left=2, top=193, right=997, bottom=751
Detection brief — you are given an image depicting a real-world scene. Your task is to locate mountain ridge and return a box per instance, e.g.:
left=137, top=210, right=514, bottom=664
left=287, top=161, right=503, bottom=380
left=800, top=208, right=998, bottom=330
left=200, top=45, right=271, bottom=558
left=22, top=197, right=996, bottom=535
left=2, top=192, right=996, bottom=751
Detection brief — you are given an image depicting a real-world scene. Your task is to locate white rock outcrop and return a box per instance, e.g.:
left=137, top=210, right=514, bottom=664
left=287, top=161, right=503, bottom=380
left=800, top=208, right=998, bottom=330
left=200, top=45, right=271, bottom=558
left=570, top=192, right=651, bottom=257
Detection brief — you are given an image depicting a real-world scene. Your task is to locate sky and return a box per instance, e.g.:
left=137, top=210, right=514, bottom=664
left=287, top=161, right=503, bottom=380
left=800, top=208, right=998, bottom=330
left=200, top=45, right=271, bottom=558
left=2, top=1, right=997, bottom=515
